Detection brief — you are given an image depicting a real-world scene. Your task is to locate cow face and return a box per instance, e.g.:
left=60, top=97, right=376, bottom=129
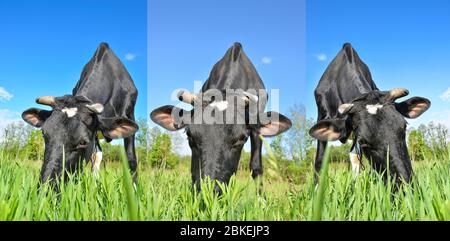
left=22, top=95, right=137, bottom=188
left=151, top=91, right=291, bottom=190
left=310, top=89, right=430, bottom=183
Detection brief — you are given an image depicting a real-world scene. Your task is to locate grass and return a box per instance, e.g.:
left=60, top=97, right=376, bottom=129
left=0, top=147, right=449, bottom=221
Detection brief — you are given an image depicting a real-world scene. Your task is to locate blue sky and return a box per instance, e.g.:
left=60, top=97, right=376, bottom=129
left=148, top=0, right=306, bottom=154
left=306, top=0, right=450, bottom=128
left=0, top=0, right=147, bottom=131
left=1, top=0, right=449, bottom=146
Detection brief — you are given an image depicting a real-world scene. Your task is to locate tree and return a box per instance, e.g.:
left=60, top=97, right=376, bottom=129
left=407, top=128, right=429, bottom=162
left=148, top=132, right=178, bottom=168
left=417, top=122, right=448, bottom=159
left=135, top=118, right=149, bottom=148
left=169, top=131, right=185, bottom=155
left=148, top=127, right=162, bottom=147
left=270, top=134, right=286, bottom=161
left=101, top=142, right=122, bottom=162
left=286, top=104, right=315, bottom=164
left=24, top=130, right=45, bottom=161
left=1, top=122, right=33, bottom=156
left=134, top=118, right=150, bottom=164
left=329, top=143, right=353, bottom=163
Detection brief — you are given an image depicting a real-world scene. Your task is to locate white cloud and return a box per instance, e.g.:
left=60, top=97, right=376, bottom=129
left=262, top=57, right=272, bottom=65
left=125, top=53, right=136, bottom=61
left=0, top=87, right=13, bottom=101
left=0, top=109, right=21, bottom=137
left=439, top=87, right=450, bottom=102
left=316, top=53, right=327, bottom=62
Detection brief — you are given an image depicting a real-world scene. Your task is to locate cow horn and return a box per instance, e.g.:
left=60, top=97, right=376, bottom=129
left=177, top=90, right=198, bottom=105
left=86, top=103, right=104, bottom=114
left=389, top=88, right=409, bottom=101
left=338, top=103, right=354, bottom=115
left=36, top=96, right=56, bottom=107
left=242, top=92, right=259, bottom=106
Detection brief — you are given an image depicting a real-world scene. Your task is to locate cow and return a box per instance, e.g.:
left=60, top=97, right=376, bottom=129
left=309, top=43, right=431, bottom=186
left=22, top=43, right=139, bottom=190
left=150, top=43, right=292, bottom=193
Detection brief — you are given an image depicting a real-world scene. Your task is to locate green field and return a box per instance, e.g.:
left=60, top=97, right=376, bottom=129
left=0, top=147, right=449, bottom=221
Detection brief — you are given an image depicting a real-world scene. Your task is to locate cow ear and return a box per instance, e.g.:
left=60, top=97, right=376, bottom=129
left=22, top=108, right=52, bottom=128
left=99, top=117, right=139, bottom=139
left=309, top=119, right=347, bottom=141
left=259, top=112, right=292, bottom=137
left=395, top=97, right=431, bottom=119
left=150, top=105, right=188, bottom=131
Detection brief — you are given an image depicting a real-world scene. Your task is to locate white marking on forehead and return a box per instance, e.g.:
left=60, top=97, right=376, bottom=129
left=62, top=107, right=78, bottom=118
left=366, top=104, right=383, bottom=115
left=209, top=101, right=229, bottom=111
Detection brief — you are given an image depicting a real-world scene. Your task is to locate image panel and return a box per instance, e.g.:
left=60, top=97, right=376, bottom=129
left=148, top=0, right=307, bottom=220
left=305, top=0, right=450, bottom=220
left=0, top=0, right=147, bottom=220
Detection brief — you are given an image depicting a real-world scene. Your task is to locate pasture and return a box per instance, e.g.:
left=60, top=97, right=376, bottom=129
left=0, top=145, right=448, bottom=221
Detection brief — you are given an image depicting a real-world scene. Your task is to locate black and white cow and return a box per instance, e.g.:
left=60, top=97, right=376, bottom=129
left=22, top=43, right=139, bottom=190
left=309, top=43, right=431, bottom=185
left=151, top=43, right=292, bottom=193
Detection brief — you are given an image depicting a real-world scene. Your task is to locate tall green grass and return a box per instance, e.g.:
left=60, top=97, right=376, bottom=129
left=0, top=146, right=449, bottom=221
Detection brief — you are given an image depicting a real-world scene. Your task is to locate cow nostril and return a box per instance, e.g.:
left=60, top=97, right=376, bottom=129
left=76, top=140, right=88, bottom=150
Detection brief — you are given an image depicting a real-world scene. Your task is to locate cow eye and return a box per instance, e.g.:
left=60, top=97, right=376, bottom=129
left=232, top=134, right=248, bottom=146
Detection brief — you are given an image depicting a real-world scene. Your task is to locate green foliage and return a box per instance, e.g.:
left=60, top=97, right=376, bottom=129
left=119, top=147, right=138, bottom=221
left=238, top=149, right=310, bottom=185
left=408, top=123, right=449, bottom=161
left=135, top=118, right=149, bottom=148
left=262, top=136, right=281, bottom=180
left=313, top=145, right=331, bottom=221
left=238, top=151, right=251, bottom=172
left=270, top=135, right=285, bottom=161
left=286, top=104, right=315, bottom=164
left=328, top=143, right=353, bottom=163
left=0, top=147, right=448, bottom=221
left=0, top=109, right=449, bottom=221
left=23, top=130, right=44, bottom=161
left=148, top=132, right=178, bottom=169
left=101, top=142, right=122, bottom=162
left=408, top=129, right=429, bottom=161
left=0, top=122, right=33, bottom=160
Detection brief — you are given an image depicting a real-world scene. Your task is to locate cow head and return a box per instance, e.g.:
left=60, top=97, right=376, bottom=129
left=22, top=95, right=138, bottom=188
left=151, top=90, right=291, bottom=191
left=309, top=88, right=430, bottom=183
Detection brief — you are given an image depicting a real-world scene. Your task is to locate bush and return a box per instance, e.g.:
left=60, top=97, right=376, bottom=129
left=328, top=143, right=353, bottom=163
left=101, top=142, right=122, bottom=162
left=23, top=130, right=44, bottom=161
left=148, top=132, right=179, bottom=169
